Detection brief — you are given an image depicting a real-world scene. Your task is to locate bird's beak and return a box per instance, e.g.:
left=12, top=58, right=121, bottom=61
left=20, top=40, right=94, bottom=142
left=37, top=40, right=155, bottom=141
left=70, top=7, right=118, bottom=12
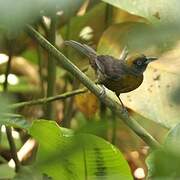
left=145, top=57, right=158, bottom=64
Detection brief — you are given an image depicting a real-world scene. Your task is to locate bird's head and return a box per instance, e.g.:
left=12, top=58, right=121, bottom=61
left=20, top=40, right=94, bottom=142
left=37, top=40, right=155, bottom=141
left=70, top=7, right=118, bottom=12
left=125, top=54, right=157, bottom=74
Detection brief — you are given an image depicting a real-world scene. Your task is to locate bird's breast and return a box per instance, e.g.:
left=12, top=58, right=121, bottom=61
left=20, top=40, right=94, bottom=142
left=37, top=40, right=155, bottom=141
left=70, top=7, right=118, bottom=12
left=103, top=74, right=143, bottom=94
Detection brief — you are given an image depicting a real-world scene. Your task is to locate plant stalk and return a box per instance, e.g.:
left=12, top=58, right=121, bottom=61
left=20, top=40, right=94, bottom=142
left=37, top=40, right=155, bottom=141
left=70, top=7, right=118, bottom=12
left=45, top=15, right=57, bottom=120
left=3, top=39, right=20, bottom=172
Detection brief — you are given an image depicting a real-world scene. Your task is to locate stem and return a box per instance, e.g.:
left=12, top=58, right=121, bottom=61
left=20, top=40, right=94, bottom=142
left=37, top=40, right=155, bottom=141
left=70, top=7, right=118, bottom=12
left=3, top=40, right=20, bottom=172
left=26, top=26, right=161, bottom=150
left=10, top=88, right=87, bottom=109
left=45, top=15, right=56, bottom=120
left=100, top=103, right=107, bottom=139
left=6, top=127, right=21, bottom=171
left=111, top=111, right=117, bottom=145
left=37, top=39, right=45, bottom=97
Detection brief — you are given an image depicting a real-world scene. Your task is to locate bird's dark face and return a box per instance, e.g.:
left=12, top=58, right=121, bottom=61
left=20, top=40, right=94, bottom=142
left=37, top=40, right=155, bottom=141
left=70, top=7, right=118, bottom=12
left=125, top=54, right=157, bottom=74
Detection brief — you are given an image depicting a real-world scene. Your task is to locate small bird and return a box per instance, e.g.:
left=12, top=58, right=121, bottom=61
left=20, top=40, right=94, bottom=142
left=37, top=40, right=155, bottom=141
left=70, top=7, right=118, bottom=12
left=64, top=40, right=157, bottom=108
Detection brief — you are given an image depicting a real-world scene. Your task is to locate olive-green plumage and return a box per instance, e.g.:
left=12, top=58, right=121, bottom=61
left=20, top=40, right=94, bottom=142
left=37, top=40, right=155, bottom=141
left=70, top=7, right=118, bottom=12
left=64, top=40, right=157, bottom=105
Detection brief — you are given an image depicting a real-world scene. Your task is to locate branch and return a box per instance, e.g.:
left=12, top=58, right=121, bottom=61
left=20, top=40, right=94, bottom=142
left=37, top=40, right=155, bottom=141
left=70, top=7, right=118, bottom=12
left=26, top=25, right=161, bottom=150
left=10, top=88, right=87, bottom=109
left=3, top=39, right=20, bottom=172
left=45, top=15, right=57, bottom=119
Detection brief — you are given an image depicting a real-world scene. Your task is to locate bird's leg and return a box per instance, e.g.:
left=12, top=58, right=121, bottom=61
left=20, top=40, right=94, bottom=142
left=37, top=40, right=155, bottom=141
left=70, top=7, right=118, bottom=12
left=116, top=93, right=128, bottom=114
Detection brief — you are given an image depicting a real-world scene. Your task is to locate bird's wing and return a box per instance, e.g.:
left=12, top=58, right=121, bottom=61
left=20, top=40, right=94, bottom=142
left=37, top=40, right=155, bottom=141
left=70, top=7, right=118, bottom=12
left=96, top=55, right=126, bottom=80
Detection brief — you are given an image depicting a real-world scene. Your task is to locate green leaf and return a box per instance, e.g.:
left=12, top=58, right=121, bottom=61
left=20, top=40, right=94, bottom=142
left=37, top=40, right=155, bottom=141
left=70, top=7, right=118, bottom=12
left=13, top=167, right=44, bottom=180
left=29, top=120, right=133, bottom=180
left=101, top=0, right=180, bottom=23
left=97, top=22, right=151, bottom=56
left=0, top=115, right=31, bottom=129
left=98, top=22, right=179, bottom=55
left=146, top=123, right=180, bottom=179
left=0, top=96, right=30, bottom=129
left=0, top=0, right=85, bottom=35
left=164, top=123, right=180, bottom=154
left=0, top=155, right=7, bottom=163
left=97, top=22, right=180, bottom=128
left=146, top=149, right=180, bottom=180
left=0, top=164, right=15, bottom=179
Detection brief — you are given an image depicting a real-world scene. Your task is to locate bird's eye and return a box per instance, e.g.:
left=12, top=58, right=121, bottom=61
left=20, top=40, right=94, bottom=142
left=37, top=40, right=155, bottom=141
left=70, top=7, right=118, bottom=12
left=136, top=60, right=142, bottom=66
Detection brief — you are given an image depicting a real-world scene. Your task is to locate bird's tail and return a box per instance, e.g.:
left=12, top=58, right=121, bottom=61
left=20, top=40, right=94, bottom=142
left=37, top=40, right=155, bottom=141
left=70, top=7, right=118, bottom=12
left=64, top=40, right=97, bottom=69
left=64, top=40, right=97, bottom=58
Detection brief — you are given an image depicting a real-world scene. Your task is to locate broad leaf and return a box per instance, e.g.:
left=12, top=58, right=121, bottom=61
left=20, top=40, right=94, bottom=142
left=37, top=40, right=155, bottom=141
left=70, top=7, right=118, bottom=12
left=29, top=120, right=133, bottom=180
left=97, top=22, right=180, bottom=128
left=0, top=164, right=15, bottom=179
left=13, top=167, right=44, bottom=180
left=0, top=0, right=85, bottom=35
left=146, top=123, right=180, bottom=179
left=101, top=0, right=180, bottom=23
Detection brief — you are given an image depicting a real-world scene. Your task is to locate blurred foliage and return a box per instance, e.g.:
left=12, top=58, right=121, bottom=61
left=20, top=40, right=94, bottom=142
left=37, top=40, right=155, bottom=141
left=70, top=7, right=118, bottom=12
left=0, top=0, right=179, bottom=179
left=102, top=0, right=180, bottom=23
left=29, top=120, right=133, bottom=180
left=147, top=123, right=180, bottom=179
left=0, top=164, right=15, bottom=179
left=60, top=2, right=107, bottom=67
left=0, top=0, right=86, bottom=35
left=75, top=92, right=99, bottom=118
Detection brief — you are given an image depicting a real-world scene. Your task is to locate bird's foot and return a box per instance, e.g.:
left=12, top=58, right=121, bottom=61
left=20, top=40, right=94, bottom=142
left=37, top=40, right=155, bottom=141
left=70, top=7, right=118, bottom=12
left=99, top=85, right=106, bottom=100
left=121, top=106, right=129, bottom=117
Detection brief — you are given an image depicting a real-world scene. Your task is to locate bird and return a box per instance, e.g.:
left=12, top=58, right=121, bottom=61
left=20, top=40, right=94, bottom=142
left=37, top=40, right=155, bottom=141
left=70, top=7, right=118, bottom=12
left=64, top=40, right=157, bottom=108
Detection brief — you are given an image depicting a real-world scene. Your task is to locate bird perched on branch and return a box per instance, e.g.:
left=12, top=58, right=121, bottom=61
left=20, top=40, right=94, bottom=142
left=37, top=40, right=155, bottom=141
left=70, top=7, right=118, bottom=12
left=64, top=40, right=157, bottom=108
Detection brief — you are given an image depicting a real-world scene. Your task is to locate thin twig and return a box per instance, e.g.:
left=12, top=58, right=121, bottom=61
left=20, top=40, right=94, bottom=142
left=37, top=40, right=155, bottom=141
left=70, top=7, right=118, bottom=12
left=9, top=88, right=87, bottom=109
left=6, top=127, right=21, bottom=171
left=26, top=25, right=161, bottom=150
left=3, top=39, right=20, bottom=172
left=36, top=33, right=45, bottom=97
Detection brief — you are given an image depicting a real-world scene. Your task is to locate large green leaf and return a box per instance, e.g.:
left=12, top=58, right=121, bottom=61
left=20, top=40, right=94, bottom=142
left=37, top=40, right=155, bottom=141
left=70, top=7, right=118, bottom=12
left=98, top=22, right=179, bottom=54
left=97, top=22, right=180, bottom=128
left=101, top=0, right=180, bottom=23
left=29, top=120, right=133, bottom=180
left=0, top=164, right=15, bottom=179
left=146, top=123, right=180, bottom=179
left=0, top=0, right=85, bottom=34
left=13, top=167, right=44, bottom=180
left=121, top=46, right=180, bottom=128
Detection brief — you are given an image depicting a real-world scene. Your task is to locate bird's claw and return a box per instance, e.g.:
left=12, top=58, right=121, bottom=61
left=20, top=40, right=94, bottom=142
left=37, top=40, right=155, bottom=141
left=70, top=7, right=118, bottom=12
left=99, top=85, right=106, bottom=100
left=121, top=106, right=129, bottom=117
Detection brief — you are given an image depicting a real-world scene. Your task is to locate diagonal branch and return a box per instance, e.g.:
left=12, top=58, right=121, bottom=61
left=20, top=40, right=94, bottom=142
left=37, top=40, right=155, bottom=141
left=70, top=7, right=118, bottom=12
left=26, top=25, right=161, bottom=150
